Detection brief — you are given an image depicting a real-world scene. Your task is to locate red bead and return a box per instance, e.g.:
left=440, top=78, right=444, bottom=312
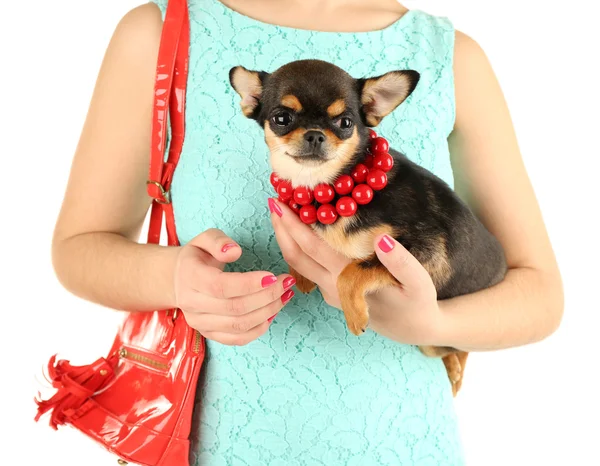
left=288, top=200, right=301, bottom=214
left=351, top=163, right=369, bottom=183
left=293, top=186, right=314, bottom=205
left=314, top=183, right=335, bottom=204
left=352, top=184, right=374, bottom=205
left=334, top=175, right=354, bottom=195
left=371, top=137, right=389, bottom=155
left=364, top=154, right=374, bottom=168
left=276, top=180, right=293, bottom=202
left=299, top=205, right=317, bottom=224
left=367, top=169, right=388, bottom=190
left=270, top=172, right=281, bottom=189
left=373, top=153, right=394, bottom=172
left=336, top=196, right=358, bottom=217
left=317, top=204, right=338, bottom=224
left=368, top=129, right=377, bottom=140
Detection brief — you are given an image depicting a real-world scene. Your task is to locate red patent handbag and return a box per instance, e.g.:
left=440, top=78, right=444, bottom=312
left=34, top=2, right=205, bottom=465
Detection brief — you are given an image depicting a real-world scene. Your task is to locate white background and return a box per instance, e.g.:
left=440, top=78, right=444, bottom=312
left=1, top=0, right=599, bottom=465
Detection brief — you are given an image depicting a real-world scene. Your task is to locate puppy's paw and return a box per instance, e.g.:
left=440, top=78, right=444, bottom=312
left=442, top=351, right=469, bottom=396
left=337, top=260, right=397, bottom=336
left=288, top=266, right=316, bottom=293
left=295, top=275, right=317, bottom=294
left=419, top=346, right=469, bottom=396
left=443, top=353, right=462, bottom=384
left=344, top=304, right=370, bottom=336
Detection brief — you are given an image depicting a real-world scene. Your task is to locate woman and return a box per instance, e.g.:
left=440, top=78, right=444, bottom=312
left=50, top=0, right=563, bottom=463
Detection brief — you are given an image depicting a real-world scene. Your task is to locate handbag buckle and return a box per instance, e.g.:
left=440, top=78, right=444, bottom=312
left=146, top=180, right=171, bottom=204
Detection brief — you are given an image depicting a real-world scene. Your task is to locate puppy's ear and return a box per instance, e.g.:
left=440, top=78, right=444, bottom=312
left=358, top=70, right=420, bottom=126
left=229, top=66, right=268, bottom=119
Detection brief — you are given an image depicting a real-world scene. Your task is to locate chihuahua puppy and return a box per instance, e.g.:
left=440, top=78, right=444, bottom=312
left=229, top=59, right=507, bottom=394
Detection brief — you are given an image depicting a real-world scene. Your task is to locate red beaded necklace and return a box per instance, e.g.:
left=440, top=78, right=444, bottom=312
left=270, top=129, right=393, bottom=225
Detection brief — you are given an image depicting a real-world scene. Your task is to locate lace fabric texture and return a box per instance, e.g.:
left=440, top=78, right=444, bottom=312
left=151, top=1, right=464, bottom=464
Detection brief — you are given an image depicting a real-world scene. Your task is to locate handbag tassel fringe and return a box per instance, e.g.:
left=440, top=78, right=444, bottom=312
left=34, top=354, right=115, bottom=429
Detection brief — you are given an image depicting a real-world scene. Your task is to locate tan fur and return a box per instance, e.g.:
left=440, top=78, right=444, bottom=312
left=288, top=266, right=316, bottom=293
left=365, top=114, right=382, bottom=126
left=361, top=72, right=414, bottom=126
left=281, top=94, right=303, bottom=112
left=322, top=128, right=343, bottom=148
left=278, top=127, right=305, bottom=145
left=327, top=99, right=346, bottom=117
left=442, top=351, right=469, bottom=396
left=230, top=67, right=263, bottom=116
left=318, top=219, right=395, bottom=260
left=420, top=235, right=452, bottom=289
left=419, top=345, right=468, bottom=396
left=263, top=125, right=305, bottom=149
left=337, top=261, right=398, bottom=335
left=419, top=345, right=455, bottom=358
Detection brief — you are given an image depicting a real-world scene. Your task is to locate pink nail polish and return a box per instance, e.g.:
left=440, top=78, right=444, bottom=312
left=269, top=198, right=283, bottom=217
left=221, top=243, right=238, bottom=253
left=281, top=289, right=295, bottom=304
left=268, top=314, right=277, bottom=323
left=283, top=276, right=296, bottom=290
left=378, top=235, right=395, bottom=253
left=261, top=275, right=278, bottom=288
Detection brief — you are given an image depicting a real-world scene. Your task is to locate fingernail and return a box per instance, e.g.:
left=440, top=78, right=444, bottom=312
left=221, top=243, right=238, bottom=253
left=261, top=275, right=278, bottom=288
left=268, top=313, right=277, bottom=323
left=378, top=235, right=395, bottom=253
left=281, top=289, right=295, bottom=304
left=283, top=276, right=296, bottom=290
left=269, top=198, right=283, bottom=217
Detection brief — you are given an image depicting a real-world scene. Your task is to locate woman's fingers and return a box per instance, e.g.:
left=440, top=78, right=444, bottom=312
left=188, top=265, right=283, bottom=299
left=186, top=228, right=242, bottom=264
left=186, top=275, right=296, bottom=315
left=188, top=286, right=295, bottom=335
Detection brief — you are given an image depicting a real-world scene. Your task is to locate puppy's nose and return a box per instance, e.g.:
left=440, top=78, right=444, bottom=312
left=304, top=130, right=326, bottom=149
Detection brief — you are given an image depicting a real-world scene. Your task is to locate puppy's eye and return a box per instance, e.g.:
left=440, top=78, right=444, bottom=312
left=272, top=111, right=294, bottom=127
left=335, top=117, right=353, bottom=130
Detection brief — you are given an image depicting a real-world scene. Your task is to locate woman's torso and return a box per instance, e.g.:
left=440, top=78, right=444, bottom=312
left=151, top=0, right=464, bottom=463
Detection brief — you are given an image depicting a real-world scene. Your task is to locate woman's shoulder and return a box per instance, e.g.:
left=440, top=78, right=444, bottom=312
left=454, top=29, right=488, bottom=59
left=114, top=3, right=164, bottom=41
left=100, top=3, right=164, bottom=69
left=93, top=2, right=165, bottom=92
left=451, top=28, right=499, bottom=124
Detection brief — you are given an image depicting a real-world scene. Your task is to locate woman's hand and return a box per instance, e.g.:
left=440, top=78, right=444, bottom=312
left=269, top=198, right=351, bottom=309
left=174, top=228, right=296, bottom=346
left=269, top=198, right=446, bottom=345
left=367, top=234, right=446, bottom=346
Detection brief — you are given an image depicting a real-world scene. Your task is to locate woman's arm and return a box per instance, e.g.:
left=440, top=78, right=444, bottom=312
left=436, top=31, right=564, bottom=351
left=51, top=4, right=181, bottom=312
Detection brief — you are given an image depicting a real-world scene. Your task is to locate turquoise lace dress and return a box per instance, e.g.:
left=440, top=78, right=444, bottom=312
left=150, top=1, right=464, bottom=464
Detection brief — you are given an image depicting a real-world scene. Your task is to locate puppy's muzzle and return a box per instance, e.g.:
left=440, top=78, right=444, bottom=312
left=293, top=130, right=328, bottom=161
left=304, top=130, right=325, bottom=150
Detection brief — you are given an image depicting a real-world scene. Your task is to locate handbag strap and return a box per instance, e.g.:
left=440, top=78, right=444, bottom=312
left=146, top=0, right=190, bottom=247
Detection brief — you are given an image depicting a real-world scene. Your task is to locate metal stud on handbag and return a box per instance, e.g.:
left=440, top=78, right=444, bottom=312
left=34, top=2, right=205, bottom=465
